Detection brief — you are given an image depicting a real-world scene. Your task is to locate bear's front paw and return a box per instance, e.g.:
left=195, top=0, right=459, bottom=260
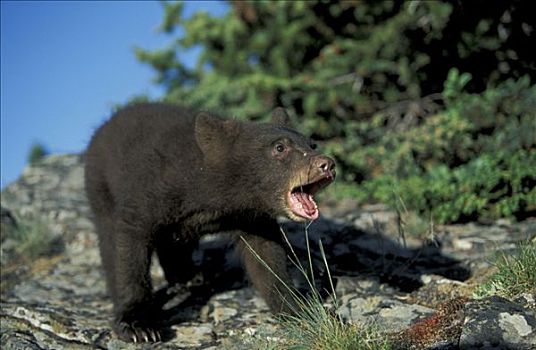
left=114, top=319, right=162, bottom=343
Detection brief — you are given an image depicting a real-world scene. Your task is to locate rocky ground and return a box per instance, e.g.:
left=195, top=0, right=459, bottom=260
left=1, top=154, right=535, bottom=349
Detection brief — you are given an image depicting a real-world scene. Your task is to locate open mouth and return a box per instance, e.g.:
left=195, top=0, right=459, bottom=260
left=287, top=174, right=334, bottom=221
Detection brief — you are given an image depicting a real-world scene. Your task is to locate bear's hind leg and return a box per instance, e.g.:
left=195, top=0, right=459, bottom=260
left=154, top=232, right=197, bottom=287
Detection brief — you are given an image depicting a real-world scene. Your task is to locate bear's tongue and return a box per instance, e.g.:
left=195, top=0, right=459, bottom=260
left=289, top=191, right=319, bottom=220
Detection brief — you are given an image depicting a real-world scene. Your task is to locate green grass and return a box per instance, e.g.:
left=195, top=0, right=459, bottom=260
left=11, top=220, right=59, bottom=261
left=274, top=299, right=391, bottom=350
left=474, top=240, right=536, bottom=300
left=241, top=226, right=392, bottom=350
left=27, top=142, right=49, bottom=164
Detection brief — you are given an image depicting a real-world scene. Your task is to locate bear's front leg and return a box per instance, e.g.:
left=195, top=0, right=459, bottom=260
left=111, top=221, right=162, bottom=342
left=237, top=231, right=297, bottom=314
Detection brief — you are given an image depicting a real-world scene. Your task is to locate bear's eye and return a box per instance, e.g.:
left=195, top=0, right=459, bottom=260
left=275, top=143, right=286, bottom=153
left=311, top=143, right=317, bottom=150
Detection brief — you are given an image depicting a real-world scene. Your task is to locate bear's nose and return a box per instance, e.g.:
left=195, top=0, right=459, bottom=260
left=314, top=156, right=336, bottom=176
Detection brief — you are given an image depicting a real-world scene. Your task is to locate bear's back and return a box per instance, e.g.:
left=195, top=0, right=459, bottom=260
left=85, top=103, right=200, bottom=210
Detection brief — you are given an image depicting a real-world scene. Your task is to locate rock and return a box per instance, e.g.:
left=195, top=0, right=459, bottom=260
left=1, top=154, right=90, bottom=243
left=409, top=274, right=473, bottom=308
left=335, top=275, right=389, bottom=295
left=375, top=300, right=435, bottom=333
left=1, top=154, right=536, bottom=349
left=515, top=293, right=536, bottom=311
left=173, top=323, right=214, bottom=347
left=337, top=283, right=436, bottom=333
left=1, top=207, right=18, bottom=230
left=0, top=207, right=18, bottom=266
left=459, top=296, right=536, bottom=350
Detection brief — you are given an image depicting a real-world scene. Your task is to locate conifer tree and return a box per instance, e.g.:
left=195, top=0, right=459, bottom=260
left=135, top=1, right=535, bottom=223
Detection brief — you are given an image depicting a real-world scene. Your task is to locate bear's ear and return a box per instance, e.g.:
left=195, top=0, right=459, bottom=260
left=271, top=107, right=290, bottom=127
left=195, top=112, right=240, bottom=160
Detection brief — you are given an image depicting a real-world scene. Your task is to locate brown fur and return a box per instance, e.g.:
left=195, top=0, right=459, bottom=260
left=84, top=103, right=335, bottom=342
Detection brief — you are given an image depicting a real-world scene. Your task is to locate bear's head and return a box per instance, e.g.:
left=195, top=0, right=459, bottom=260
left=195, top=108, right=335, bottom=222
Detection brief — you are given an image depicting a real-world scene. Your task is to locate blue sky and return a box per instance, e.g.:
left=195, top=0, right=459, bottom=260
left=1, top=1, right=228, bottom=188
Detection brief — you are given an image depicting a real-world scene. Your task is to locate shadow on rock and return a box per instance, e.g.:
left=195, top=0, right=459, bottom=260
left=281, top=216, right=471, bottom=295
left=151, top=234, right=248, bottom=330
left=152, top=214, right=471, bottom=333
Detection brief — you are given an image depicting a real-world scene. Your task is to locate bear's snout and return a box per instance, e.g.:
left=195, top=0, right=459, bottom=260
left=313, top=156, right=336, bottom=178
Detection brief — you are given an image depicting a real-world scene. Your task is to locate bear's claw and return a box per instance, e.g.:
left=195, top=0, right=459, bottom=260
left=115, top=320, right=161, bottom=343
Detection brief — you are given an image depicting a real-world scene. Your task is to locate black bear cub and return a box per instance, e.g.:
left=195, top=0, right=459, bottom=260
left=85, top=103, right=335, bottom=342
